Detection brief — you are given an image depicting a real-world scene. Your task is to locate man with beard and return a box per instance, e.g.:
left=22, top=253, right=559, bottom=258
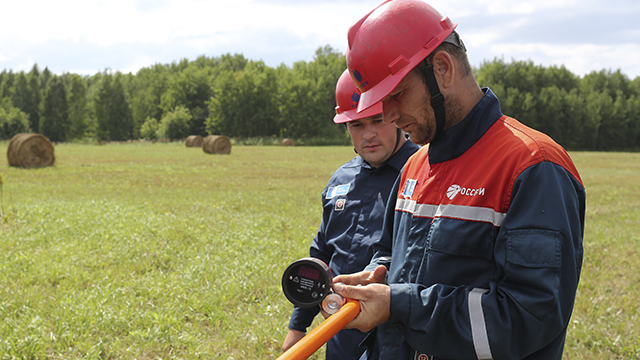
left=332, top=1, right=586, bottom=359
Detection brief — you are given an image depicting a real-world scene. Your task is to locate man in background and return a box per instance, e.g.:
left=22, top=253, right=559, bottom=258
left=282, top=69, right=419, bottom=359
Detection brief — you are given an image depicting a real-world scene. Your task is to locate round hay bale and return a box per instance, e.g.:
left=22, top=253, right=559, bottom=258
left=7, top=133, right=55, bottom=168
left=282, top=138, right=295, bottom=146
left=203, top=135, right=232, bottom=155
left=185, top=135, right=204, bottom=148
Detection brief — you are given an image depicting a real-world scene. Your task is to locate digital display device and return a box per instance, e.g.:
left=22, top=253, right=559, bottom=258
left=282, top=258, right=333, bottom=308
left=298, top=266, right=320, bottom=281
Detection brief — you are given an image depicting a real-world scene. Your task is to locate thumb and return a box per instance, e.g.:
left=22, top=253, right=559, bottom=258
left=369, top=265, right=387, bottom=284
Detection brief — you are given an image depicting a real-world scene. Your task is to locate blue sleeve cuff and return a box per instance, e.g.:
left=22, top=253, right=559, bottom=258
left=388, top=283, right=412, bottom=329
left=288, top=306, right=320, bottom=332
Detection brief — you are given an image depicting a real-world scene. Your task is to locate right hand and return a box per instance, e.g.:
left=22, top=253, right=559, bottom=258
left=331, top=266, right=390, bottom=333
left=282, top=329, right=306, bottom=352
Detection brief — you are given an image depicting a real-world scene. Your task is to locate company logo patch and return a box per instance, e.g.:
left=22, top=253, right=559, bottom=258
left=353, top=70, right=362, bottom=82
left=402, top=179, right=417, bottom=198
left=335, top=198, right=346, bottom=211
left=350, top=92, right=360, bottom=108
left=446, top=184, right=485, bottom=200
left=446, top=184, right=461, bottom=199
left=326, top=184, right=351, bottom=199
left=414, top=352, right=433, bottom=360
left=351, top=70, right=368, bottom=90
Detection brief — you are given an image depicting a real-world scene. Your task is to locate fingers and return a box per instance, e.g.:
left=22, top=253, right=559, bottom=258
left=333, top=270, right=371, bottom=286
left=328, top=267, right=391, bottom=332
left=331, top=282, right=367, bottom=302
left=331, top=283, right=391, bottom=332
left=332, top=266, right=387, bottom=287
left=331, top=282, right=351, bottom=298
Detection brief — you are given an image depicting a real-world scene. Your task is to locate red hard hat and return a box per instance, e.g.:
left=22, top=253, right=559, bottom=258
left=346, top=0, right=457, bottom=112
left=333, top=69, right=383, bottom=124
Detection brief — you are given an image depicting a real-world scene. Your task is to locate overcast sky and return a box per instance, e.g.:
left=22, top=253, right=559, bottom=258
left=1, top=0, right=639, bottom=79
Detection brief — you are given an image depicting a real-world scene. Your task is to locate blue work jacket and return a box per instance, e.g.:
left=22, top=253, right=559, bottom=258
left=289, top=140, right=420, bottom=360
left=362, top=89, right=585, bottom=360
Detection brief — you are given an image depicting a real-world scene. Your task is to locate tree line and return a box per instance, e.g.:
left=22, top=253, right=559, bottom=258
left=1, top=47, right=639, bottom=151
left=476, top=59, right=640, bottom=151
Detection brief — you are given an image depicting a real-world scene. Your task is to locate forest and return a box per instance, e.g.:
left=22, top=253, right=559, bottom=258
left=1, top=45, right=639, bottom=151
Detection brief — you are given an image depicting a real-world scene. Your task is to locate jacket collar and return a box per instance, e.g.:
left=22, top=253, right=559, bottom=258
left=429, top=88, right=503, bottom=164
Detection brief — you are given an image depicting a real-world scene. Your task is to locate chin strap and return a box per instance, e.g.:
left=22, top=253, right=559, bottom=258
left=422, top=63, right=446, bottom=138
left=391, top=127, right=402, bottom=155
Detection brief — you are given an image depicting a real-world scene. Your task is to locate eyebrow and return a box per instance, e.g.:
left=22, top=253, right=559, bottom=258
left=391, top=73, right=415, bottom=95
left=384, top=82, right=408, bottom=101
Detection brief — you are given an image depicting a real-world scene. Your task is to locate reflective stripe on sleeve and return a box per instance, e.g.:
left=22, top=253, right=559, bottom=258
left=468, top=288, right=493, bottom=360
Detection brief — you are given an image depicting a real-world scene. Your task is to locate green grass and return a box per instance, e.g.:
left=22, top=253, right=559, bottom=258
left=0, top=143, right=638, bottom=359
left=565, top=152, right=640, bottom=359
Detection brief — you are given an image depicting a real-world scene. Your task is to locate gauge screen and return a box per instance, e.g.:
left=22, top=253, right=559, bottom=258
left=282, top=258, right=333, bottom=308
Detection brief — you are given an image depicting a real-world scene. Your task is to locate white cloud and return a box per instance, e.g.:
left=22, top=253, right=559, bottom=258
left=475, top=0, right=580, bottom=14
left=1, top=0, right=639, bottom=78
left=487, top=42, right=640, bottom=76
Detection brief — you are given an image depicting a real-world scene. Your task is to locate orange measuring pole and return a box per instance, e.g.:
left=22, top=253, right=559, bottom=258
left=277, top=300, right=361, bottom=360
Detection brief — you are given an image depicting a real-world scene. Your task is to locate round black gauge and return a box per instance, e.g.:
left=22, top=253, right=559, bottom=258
left=282, top=257, right=333, bottom=308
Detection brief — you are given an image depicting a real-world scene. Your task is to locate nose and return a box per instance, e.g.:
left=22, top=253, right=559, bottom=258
left=382, top=99, right=400, bottom=125
left=363, top=123, right=377, bottom=140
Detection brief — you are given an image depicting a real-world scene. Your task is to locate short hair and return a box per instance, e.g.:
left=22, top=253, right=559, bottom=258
left=413, top=32, right=473, bottom=80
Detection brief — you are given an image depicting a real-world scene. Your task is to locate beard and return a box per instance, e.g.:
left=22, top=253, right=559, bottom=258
left=407, top=113, right=436, bottom=145
left=407, top=92, right=462, bottom=145
left=405, top=91, right=437, bottom=145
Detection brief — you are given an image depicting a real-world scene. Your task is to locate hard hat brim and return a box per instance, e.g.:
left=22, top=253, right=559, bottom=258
left=334, top=102, right=383, bottom=124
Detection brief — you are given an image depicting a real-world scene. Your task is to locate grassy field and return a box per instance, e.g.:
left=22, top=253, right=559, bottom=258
left=0, top=142, right=638, bottom=359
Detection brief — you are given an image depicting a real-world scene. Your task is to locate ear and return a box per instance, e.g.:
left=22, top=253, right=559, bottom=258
left=431, top=51, right=455, bottom=89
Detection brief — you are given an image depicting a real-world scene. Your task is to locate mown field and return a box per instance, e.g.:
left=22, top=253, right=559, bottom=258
left=0, top=142, right=638, bottom=359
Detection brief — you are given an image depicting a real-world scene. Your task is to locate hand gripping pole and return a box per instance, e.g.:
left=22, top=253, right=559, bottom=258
left=277, top=300, right=361, bottom=360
